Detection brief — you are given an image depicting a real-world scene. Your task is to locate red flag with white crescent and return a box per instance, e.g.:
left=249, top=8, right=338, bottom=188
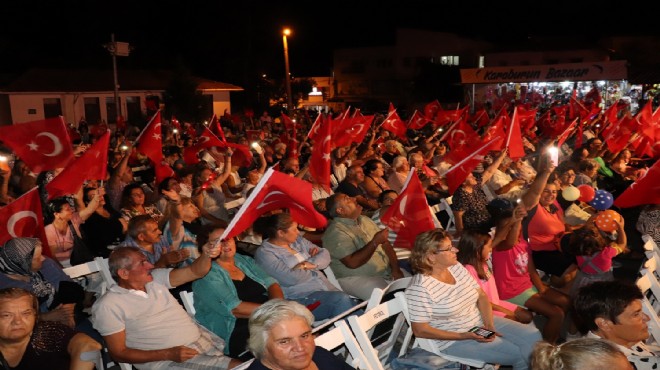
left=0, top=117, right=74, bottom=173
left=380, top=170, right=435, bottom=249
left=219, top=168, right=327, bottom=241
left=0, top=187, right=49, bottom=254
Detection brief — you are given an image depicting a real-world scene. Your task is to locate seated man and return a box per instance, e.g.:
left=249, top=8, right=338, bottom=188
left=91, top=245, right=242, bottom=370
left=120, top=214, right=188, bottom=268
left=321, top=193, right=405, bottom=300
left=334, top=165, right=379, bottom=212
left=574, top=280, right=659, bottom=369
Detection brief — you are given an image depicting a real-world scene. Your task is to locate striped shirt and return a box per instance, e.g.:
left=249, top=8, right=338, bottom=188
left=405, top=263, right=483, bottom=351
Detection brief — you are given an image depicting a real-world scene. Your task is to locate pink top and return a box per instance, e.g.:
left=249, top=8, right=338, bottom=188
left=491, top=237, right=534, bottom=300
left=527, top=202, right=565, bottom=252
left=576, top=244, right=620, bottom=274
left=464, top=263, right=519, bottom=317
left=44, top=212, right=83, bottom=264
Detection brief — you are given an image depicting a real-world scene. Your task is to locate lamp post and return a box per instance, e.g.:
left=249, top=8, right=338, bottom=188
left=282, top=28, right=293, bottom=112
left=104, top=34, right=130, bottom=123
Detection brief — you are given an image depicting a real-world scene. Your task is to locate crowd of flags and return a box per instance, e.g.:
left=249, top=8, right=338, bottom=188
left=0, top=89, right=659, bottom=253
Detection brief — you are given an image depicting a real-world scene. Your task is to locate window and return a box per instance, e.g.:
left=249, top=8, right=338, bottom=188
left=84, top=97, right=101, bottom=124
left=126, top=96, right=141, bottom=124
left=106, top=97, right=120, bottom=123
left=440, top=56, right=460, bottom=66
left=478, top=56, right=485, bottom=68
left=43, top=98, right=62, bottom=118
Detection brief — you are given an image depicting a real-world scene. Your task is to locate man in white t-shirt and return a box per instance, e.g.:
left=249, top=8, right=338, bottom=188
left=92, top=245, right=242, bottom=370
left=574, top=280, right=659, bottom=370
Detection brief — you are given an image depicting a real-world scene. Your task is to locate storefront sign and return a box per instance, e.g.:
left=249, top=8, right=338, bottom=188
left=461, top=61, right=628, bottom=83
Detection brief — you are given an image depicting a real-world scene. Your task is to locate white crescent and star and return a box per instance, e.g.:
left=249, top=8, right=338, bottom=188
left=257, top=191, right=285, bottom=210
left=34, top=132, right=63, bottom=157
left=7, top=211, right=38, bottom=238
left=398, top=195, right=408, bottom=215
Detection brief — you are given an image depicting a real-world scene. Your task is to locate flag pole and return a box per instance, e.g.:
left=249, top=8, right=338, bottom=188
left=444, top=137, right=498, bottom=176
left=134, top=109, right=160, bottom=144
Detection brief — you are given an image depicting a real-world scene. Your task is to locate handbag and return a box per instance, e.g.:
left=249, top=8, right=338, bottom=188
left=68, top=221, right=95, bottom=265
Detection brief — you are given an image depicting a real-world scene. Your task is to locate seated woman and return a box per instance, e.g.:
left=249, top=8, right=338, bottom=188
left=360, top=159, right=390, bottom=201
left=531, top=338, right=631, bottom=370
left=246, top=299, right=355, bottom=370
left=79, top=186, right=127, bottom=258
left=456, top=230, right=533, bottom=324
left=0, top=238, right=78, bottom=328
left=44, top=187, right=102, bottom=267
left=119, top=182, right=163, bottom=225
left=405, top=229, right=541, bottom=369
left=253, top=213, right=358, bottom=321
left=489, top=199, right=572, bottom=344
left=193, top=226, right=284, bottom=360
left=0, top=288, right=101, bottom=370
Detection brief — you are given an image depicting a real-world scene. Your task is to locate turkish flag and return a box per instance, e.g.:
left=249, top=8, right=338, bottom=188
left=226, top=143, right=253, bottom=168
left=407, top=110, right=432, bottom=130
left=46, top=130, right=110, bottom=200
left=506, top=107, right=526, bottom=160
left=380, top=103, right=407, bottom=140
left=182, top=126, right=227, bottom=164
left=445, top=138, right=497, bottom=194
left=0, top=187, right=48, bottom=254
left=424, top=100, right=442, bottom=121
left=557, top=118, right=579, bottom=148
left=471, top=108, right=490, bottom=129
left=134, top=111, right=164, bottom=164
left=307, top=113, right=324, bottom=141
left=635, top=101, right=660, bottom=142
left=246, top=130, right=265, bottom=142
left=155, top=162, right=176, bottom=185
left=603, top=103, right=619, bottom=128
left=614, top=159, right=660, bottom=208
left=309, top=115, right=332, bottom=191
left=219, top=168, right=327, bottom=240
left=447, top=118, right=479, bottom=154
left=380, top=170, right=435, bottom=249
left=436, top=106, right=468, bottom=127
left=482, top=116, right=506, bottom=151
left=516, top=106, right=537, bottom=134
left=630, top=135, right=656, bottom=159
left=604, top=115, right=635, bottom=154
left=0, top=117, right=74, bottom=173
left=332, top=115, right=373, bottom=148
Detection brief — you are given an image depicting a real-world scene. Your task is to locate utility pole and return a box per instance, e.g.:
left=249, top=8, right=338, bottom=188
left=104, top=34, right=130, bottom=123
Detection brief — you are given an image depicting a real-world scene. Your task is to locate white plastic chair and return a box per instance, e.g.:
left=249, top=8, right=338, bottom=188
left=63, top=258, right=108, bottom=296
left=642, top=234, right=660, bottom=261
left=346, top=291, right=411, bottom=369
left=179, top=290, right=196, bottom=316
left=636, top=272, right=660, bottom=345
left=396, top=292, right=488, bottom=368
left=322, top=265, right=343, bottom=291
left=316, top=320, right=371, bottom=369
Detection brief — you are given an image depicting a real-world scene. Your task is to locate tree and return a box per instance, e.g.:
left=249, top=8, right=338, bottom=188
left=162, top=64, right=207, bottom=124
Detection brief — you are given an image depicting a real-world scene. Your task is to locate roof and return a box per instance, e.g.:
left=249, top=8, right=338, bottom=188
left=1, top=68, right=243, bottom=93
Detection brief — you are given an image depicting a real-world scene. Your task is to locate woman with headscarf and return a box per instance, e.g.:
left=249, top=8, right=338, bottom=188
left=0, top=238, right=77, bottom=328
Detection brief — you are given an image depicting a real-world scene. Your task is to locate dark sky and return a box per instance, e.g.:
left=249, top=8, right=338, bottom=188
left=1, top=1, right=657, bottom=87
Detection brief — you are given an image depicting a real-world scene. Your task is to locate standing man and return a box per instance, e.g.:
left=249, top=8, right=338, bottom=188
left=322, top=193, right=405, bottom=300
left=91, top=244, right=242, bottom=370
left=574, top=280, right=659, bottom=369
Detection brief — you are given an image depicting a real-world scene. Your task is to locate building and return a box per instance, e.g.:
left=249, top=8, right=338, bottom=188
left=332, top=29, right=492, bottom=110
left=0, top=68, right=243, bottom=127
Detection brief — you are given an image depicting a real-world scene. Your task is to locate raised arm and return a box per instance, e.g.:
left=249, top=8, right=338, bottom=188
left=520, top=150, right=554, bottom=211
left=481, top=149, right=508, bottom=184
left=169, top=241, right=220, bottom=287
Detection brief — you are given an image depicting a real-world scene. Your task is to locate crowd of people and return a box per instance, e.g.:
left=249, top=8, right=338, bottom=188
left=0, top=99, right=658, bottom=370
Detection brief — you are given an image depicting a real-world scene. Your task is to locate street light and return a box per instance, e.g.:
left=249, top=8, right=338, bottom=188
left=282, top=28, right=293, bottom=112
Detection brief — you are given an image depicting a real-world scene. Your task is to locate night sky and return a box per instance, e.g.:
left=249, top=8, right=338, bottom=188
left=1, top=1, right=657, bottom=87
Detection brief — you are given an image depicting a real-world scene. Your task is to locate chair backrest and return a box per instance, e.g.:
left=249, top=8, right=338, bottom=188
left=179, top=290, right=196, bottom=316
left=347, top=292, right=409, bottom=369
left=436, top=198, right=456, bottom=233
left=315, top=320, right=371, bottom=369
left=95, top=256, right=116, bottom=288
left=396, top=291, right=487, bottom=368
left=636, top=273, right=660, bottom=345
left=365, top=277, right=412, bottom=312
left=230, top=359, right=254, bottom=370
left=642, top=234, right=660, bottom=261
left=63, top=258, right=108, bottom=296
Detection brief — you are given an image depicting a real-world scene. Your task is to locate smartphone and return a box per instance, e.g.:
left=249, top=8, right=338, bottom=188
left=469, top=326, right=495, bottom=338
left=548, top=146, right=559, bottom=167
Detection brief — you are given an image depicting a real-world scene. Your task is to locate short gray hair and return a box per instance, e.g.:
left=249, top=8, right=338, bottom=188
left=392, top=156, right=408, bottom=170
left=108, top=246, right=142, bottom=281
left=247, top=299, right=314, bottom=359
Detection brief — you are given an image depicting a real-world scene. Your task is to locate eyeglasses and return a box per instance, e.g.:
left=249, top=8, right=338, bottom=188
left=432, top=245, right=457, bottom=254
